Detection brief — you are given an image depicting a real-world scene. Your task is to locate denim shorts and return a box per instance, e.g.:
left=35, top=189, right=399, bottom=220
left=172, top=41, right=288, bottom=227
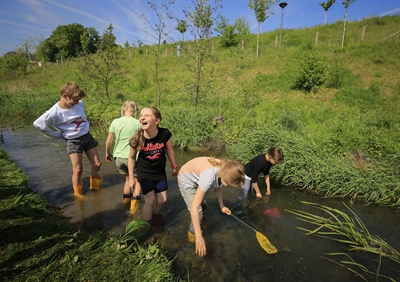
left=140, top=179, right=168, bottom=195
left=66, top=132, right=98, bottom=154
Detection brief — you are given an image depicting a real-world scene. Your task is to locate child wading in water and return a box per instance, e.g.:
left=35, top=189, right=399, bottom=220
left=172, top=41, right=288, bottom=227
left=128, top=107, right=177, bottom=230
left=33, top=82, right=102, bottom=197
left=178, top=157, right=244, bottom=257
left=240, top=147, right=284, bottom=199
left=105, top=100, right=141, bottom=212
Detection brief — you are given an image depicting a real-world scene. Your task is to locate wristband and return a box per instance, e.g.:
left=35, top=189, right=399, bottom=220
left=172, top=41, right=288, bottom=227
left=172, top=164, right=178, bottom=169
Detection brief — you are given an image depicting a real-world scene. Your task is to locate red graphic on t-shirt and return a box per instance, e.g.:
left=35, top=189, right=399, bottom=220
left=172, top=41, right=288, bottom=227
left=70, top=117, right=87, bottom=131
left=146, top=152, right=161, bottom=160
left=142, top=143, right=164, bottom=160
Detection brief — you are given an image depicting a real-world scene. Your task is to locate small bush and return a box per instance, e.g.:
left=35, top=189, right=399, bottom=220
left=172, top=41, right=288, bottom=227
left=292, top=51, right=326, bottom=93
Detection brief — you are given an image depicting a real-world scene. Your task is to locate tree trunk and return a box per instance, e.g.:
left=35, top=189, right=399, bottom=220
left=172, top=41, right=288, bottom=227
left=341, top=7, right=348, bottom=48
left=257, top=21, right=261, bottom=58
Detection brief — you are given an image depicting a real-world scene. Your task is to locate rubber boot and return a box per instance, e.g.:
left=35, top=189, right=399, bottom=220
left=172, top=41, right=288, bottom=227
left=73, top=182, right=84, bottom=198
left=123, top=193, right=132, bottom=205
left=129, top=198, right=140, bottom=215
left=90, top=176, right=103, bottom=191
left=188, top=230, right=195, bottom=243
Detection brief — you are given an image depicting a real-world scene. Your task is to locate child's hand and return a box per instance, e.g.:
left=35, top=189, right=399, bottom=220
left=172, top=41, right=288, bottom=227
left=256, top=192, right=262, bottom=198
left=266, top=189, right=271, bottom=195
left=221, top=207, right=231, bottom=215
left=172, top=168, right=178, bottom=177
left=195, top=236, right=206, bottom=257
left=105, top=153, right=113, bottom=162
left=128, top=178, right=136, bottom=190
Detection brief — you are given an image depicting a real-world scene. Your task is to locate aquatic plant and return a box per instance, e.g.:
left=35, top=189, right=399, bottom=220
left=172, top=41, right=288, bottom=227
left=286, top=201, right=400, bottom=281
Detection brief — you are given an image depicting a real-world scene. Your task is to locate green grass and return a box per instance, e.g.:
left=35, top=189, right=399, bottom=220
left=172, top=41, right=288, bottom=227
left=286, top=201, right=400, bottom=281
left=0, top=148, right=183, bottom=282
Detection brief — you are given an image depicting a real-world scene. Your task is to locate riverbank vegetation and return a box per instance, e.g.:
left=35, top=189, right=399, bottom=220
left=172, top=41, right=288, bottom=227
left=1, top=15, right=399, bottom=211
left=287, top=202, right=400, bottom=281
left=0, top=148, right=182, bottom=281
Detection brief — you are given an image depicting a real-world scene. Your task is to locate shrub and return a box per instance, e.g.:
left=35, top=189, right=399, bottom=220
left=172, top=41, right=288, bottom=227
left=292, top=51, right=326, bottom=93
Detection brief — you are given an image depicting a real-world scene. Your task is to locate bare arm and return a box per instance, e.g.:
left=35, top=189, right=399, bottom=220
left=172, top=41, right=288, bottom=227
left=265, top=175, right=271, bottom=195
left=105, top=132, right=114, bottom=162
left=128, top=146, right=137, bottom=190
left=165, top=138, right=178, bottom=177
left=252, top=182, right=262, bottom=198
left=214, top=187, right=231, bottom=214
left=190, top=188, right=207, bottom=257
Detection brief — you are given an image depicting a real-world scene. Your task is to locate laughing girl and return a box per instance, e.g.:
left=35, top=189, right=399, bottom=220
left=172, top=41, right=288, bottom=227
left=128, top=107, right=178, bottom=230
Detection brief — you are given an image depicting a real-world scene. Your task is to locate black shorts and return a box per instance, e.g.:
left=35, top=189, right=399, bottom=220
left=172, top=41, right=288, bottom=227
left=140, top=179, right=168, bottom=195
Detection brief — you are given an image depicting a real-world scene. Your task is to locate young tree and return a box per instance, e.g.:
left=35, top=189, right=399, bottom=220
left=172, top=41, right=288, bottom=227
left=34, top=35, right=47, bottom=69
left=319, top=0, right=336, bottom=26
left=235, top=16, right=251, bottom=45
left=214, top=15, right=239, bottom=48
left=134, top=0, right=176, bottom=109
left=51, top=33, right=69, bottom=68
left=79, top=25, right=122, bottom=103
left=101, top=24, right=116, bottom=50
left=176, top=20, right=188, bottom=42
left=15, top=37, right=35, bottom=60
left=341, top=0, right=356, bottom=47
left=184, top=0, right=221, bottom=112
left=247, top=0, right=279, bottom=58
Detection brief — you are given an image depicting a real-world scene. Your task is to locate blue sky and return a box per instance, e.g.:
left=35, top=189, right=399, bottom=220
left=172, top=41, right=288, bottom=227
left=1, top=0, right=399, bottom=56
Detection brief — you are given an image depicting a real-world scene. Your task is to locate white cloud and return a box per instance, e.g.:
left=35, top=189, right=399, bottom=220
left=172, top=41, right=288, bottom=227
left=379, top=8, right=400, bottom=17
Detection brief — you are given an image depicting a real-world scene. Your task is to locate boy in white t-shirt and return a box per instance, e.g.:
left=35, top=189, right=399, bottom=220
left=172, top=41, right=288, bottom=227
left=33, top=82, right=102, bottom=197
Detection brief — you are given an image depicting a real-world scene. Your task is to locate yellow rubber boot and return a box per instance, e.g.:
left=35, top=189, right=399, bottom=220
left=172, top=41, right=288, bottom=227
left=73, top=182, right=84, bottom=198
left=129, top=199, right=140, bottom=215
left=122, top=194, right=132, bottom=205
left=90, top=176, right=103, bottom=191
left=188, top=230, right=195, bottom=243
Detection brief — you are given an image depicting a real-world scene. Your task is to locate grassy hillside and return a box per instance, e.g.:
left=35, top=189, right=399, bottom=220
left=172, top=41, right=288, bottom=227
left=1, top=15, right=400, bottom=207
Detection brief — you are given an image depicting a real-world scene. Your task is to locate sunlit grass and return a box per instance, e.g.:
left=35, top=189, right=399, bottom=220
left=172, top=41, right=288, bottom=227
left=286, top=201, right=400, bottom=281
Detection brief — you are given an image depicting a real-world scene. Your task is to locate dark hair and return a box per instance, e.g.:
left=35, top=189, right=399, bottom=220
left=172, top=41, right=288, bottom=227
left=267, top=147, right=284, bottom=163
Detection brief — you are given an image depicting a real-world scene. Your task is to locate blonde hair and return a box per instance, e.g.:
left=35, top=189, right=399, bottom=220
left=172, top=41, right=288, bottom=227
left=121, top=100, right=138, bottom=117
left=129, top=106, right=162, bottom=151
left=208, top=157, right=245, bottom=187
left=60, top=82, right=85, bottom=98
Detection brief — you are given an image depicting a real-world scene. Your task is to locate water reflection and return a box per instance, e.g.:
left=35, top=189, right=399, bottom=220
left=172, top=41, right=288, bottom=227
left=1, top=126, right=399, bottom=281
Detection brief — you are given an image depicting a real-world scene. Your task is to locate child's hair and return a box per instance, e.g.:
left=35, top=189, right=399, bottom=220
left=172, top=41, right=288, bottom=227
left=208, top=157, right=245, bottom=187
left=121, top=100, right=138, bottom=117
left=267, top=147, right=284, bottom=163
left=129, top=106, right=162, bottom=151
left=60, top=82, right=85, bottom=99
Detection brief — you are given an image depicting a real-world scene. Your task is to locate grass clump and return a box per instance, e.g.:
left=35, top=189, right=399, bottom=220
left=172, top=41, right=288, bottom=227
left=286, top=201, right=400, bottom=281
left=0, top=148, right=183, bottom=282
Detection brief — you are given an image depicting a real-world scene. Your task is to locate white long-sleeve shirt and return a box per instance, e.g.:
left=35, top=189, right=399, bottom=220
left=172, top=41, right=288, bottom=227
left=33, top=100, right=90, bottom=140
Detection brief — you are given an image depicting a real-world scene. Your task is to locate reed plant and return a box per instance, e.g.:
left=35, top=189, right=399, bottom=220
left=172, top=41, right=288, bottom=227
left=286, top=201, right=400, bottom=281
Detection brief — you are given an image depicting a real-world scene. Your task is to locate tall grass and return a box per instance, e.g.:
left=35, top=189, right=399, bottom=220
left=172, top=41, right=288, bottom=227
left=286, top=201, right=400, bottom=281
